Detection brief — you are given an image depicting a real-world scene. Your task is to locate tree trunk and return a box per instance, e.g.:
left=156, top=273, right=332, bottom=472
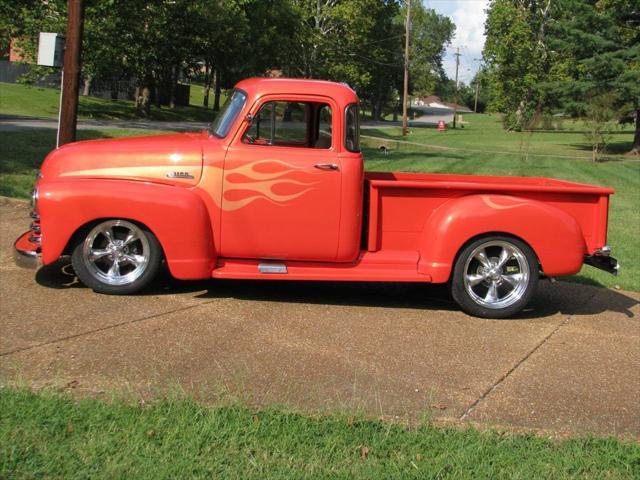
left=203, top=63, right=211, bottom=108
left=110, top=80, right=118, bottom=100
left=82, top=75, right=92, bottom=96
left=169, top=65, right=177, bottom=109
left=135, top=78, right=152, bottom=118
left=631, top=108, right=640, bottom=155
left=213, top=69, right=221, bottom=111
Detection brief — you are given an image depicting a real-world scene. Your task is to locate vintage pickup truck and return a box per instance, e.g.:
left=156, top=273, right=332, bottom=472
left=15, top=78, right=618, bottom=318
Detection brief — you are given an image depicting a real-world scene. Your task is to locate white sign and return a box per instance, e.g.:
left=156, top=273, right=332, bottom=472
left=37, top=32, right=65, bottom=67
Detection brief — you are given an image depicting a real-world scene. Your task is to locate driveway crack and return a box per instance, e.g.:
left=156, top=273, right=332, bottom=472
left=459, top=317, right=571, bottom=420
left=0, top=300, right=216, bottom=358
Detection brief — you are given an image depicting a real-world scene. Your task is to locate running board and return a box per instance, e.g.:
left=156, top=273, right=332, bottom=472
left=212, top=251, right=433, bottom=282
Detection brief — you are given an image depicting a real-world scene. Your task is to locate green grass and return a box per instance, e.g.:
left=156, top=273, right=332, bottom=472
left=362, top=114, right=639, bottom=291
left=0, top=128, right=167, bottom=198
left=0, top=82, right=215, bottom=122
left=1, top=388, right=638, bottom=479
left=188, top=82, right=228, bottom=110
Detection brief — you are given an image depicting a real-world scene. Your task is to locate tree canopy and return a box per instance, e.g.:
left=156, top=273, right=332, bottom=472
left=483, top=0, right=640, bottom=155
left=3, top=0, right=455, bottom=120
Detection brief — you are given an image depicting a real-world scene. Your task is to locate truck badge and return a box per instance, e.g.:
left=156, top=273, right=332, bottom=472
left=166, top=171, right=194, bottom=179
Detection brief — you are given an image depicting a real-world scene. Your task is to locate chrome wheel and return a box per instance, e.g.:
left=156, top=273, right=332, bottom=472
left=462, top=240, right=530, bottom=310
left=81, top=220, right=150, bottom=286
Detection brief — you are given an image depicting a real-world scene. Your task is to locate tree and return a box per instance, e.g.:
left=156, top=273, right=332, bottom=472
left=483, top=0, right=557, bottom=131
left=402, top=2, right=454, bottom=99
left=543, top=0, right=640, bottom=156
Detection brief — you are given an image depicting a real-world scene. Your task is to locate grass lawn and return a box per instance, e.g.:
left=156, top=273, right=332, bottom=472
left=362, top=114, right=639, bottom=291
left=0, top=82, right=215, bottom=122
left=188, top=82, right=228, bottom=110
left=1, top=388, right=638, bottom=479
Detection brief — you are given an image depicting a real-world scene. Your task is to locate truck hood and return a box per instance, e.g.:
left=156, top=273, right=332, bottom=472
left=40, top=132, right=206, bottom=187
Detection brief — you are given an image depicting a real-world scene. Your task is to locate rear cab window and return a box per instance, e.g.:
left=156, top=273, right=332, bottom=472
left=344, top=104, right=360, bottom=152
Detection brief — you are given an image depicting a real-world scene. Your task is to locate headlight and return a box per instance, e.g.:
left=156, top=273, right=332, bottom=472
left=31, top=186, right=39, bottom=211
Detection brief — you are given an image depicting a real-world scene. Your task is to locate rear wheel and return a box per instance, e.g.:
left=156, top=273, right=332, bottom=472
left=451, top=236, right=539, bottom=318
left=71, top=219, right=162, bottom=294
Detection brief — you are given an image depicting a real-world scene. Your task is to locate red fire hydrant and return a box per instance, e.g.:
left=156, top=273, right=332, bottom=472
left=438, top=120, right=446, bottom=132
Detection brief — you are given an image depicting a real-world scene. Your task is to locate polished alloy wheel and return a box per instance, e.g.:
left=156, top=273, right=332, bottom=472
left=462, top=240, right=530, bottom=310
left=81, top=220, right=151, bottom=286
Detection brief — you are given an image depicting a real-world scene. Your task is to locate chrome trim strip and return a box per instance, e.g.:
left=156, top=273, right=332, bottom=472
left=258, top=263, right=287, bottom=274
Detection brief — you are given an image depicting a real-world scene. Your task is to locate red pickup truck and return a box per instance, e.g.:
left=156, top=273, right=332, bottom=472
left=14, top=78, right=618, bottom=318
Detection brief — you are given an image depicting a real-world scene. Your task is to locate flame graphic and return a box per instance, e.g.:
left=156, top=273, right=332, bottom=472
left=220, top=159, right=319, bottom=211
left=482, top=195, right=528, bottom=210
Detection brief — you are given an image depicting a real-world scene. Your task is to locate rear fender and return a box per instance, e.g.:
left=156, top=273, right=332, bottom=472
left=418, top=194, right=586, bottom=283
left=38, top=179, right=215, bottom=279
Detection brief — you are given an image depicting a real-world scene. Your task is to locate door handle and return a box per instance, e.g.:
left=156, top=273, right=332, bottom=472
left=314, top=163, right=339, bottom=171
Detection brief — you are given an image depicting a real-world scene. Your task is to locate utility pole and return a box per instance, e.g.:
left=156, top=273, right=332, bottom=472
left=402, top=0, right=411, bottom=136
left=58, top=0, right=85, bottom=146
left=452, top=46, right=461, bottom=129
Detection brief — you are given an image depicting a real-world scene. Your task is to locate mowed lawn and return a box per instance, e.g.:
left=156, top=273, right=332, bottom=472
left=1, top=388, right=638, bottom=479
left=362, top=115, right=639, bottom=291
left=0, top=82, right=215, bottom=122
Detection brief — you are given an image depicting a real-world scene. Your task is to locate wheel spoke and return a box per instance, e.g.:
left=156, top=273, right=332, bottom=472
left=466, top=273, right=487, bottom=287
left=107, top=259, right=121, bottom=277
left=501, top=273, right=523, bottom=288
left=484, top=282, right=499, bottom=303
left=474, top=249, right=491, bottom=268
left=122, top=254, right=144, bottom=267
left=101, top=226, right=115, bottom=245
left=89, top=248, right=110, bottom=262
left=496, top=246, right=513, bottom=268
left=122, top=232, right=139, bottom=247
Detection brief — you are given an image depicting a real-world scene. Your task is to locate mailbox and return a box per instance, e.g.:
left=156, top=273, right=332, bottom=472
left=37, top=32, right=65, bottom=67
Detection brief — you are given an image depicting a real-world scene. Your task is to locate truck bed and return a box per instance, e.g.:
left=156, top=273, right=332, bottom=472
left=365, top=171, right=614, bottom=256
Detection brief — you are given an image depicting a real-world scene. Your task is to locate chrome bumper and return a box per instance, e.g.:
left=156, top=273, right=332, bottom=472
left=14, top=230, right=42, bottom=269
left=584, top=245, right=619, bottom=276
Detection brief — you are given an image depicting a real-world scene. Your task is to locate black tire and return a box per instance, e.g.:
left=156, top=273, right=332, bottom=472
left=71, top=219, right=162, bottom=295
left=451, top=235, right=539, bottom=318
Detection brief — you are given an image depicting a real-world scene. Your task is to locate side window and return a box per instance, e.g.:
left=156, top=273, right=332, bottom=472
left=243, top=101, right=332, bottom=149
left=345, top=104, right=360, bottom=152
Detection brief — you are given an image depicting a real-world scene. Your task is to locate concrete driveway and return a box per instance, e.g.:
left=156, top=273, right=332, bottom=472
left=1, top=198, right=638, bottom=439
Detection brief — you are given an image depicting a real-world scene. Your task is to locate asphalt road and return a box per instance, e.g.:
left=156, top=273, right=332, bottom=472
left=1, top=198, right=638, bottom=438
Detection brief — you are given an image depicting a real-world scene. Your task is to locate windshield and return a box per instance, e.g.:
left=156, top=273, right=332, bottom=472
left=209, top=89, right=247, bottom=138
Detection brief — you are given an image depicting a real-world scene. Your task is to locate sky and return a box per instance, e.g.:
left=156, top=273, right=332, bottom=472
left=423, top=0, right=490, bottom=85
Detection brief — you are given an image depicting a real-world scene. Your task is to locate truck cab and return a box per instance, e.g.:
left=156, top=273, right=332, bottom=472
left=15, top=78, right=618, bottom=318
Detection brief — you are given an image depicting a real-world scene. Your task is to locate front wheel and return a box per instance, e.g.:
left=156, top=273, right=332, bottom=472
left=451, top=236, right=539, bottom=318
left=71, top=219, right=162, bottom=295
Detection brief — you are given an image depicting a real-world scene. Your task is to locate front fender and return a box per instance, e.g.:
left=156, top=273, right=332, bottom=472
left=38, top=179, right=215, bottom=279
left=418, top=194, right=586, bottom=283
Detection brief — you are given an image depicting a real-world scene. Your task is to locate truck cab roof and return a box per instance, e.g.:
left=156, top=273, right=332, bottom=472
left=234, top=77, right=359, bottom=106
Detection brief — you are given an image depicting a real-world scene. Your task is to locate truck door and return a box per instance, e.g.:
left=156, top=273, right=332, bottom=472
left=220, top=97, right=342, bottom=261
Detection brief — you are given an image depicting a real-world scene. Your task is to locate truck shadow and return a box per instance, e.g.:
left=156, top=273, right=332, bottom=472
left=36, top=260, right=637, bottom=320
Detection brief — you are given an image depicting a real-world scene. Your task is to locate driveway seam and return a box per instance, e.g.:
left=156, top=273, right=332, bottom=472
left=458, top=317, right=571, bottom=420
left=458, top=289, right=601, bottom=421
left=0, top=300, right=217, bottom=358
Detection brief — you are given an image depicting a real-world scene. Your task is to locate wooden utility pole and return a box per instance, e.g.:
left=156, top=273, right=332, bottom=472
left=452, top=47, right=461, bottom=128
left=402, top=0, right=411, bottom=136
left=58, top=0, right=85, bottom=146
